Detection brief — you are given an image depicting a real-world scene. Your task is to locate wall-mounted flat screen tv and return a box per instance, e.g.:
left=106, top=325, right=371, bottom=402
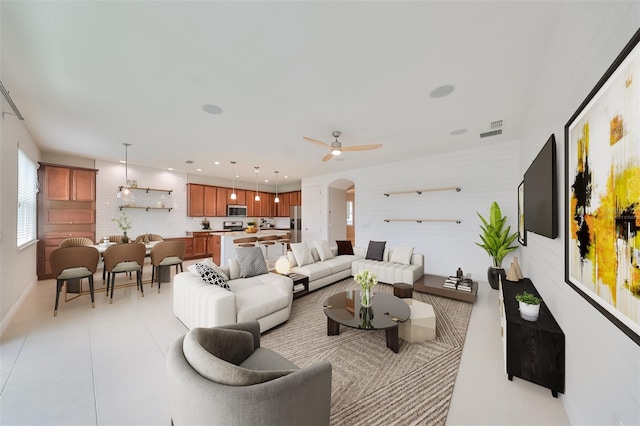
left=524, top=134, right=558, bottom=238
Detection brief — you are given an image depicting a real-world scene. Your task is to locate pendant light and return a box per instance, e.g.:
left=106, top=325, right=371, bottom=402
left=274, top=171, right=280, bottom=203
left=230, top=161, right=237, bottom=200
left=254, top=166, right=260, bottom=201
left=116, top=143, right=133, bottom=205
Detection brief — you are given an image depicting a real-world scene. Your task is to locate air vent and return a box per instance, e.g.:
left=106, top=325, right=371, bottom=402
left=480, top=129, right=503, bottom=138
left=185, top=160, right=194, bottom=164
left=490, top=120, right=503, bottom=130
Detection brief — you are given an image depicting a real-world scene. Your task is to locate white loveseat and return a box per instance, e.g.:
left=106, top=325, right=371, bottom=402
left=351, top=247, right=424, bottom=285
left=286, top=246, right=362, bottom=292
left=173, top=259, right=293, bottom=333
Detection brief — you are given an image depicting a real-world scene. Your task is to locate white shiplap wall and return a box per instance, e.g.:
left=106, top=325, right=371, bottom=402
left=302, top=140, right=520, bottom=283
left=517, top=2, right=640, bottom=425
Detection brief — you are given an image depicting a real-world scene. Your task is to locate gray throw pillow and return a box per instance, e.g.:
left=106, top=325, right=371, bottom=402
left=183, top=327, right=294, bottom=386
left=365, top=240, right=386, bottom=261
left=235, top=246, right=268, bottom=278
left=195, top=263, right=230, bottom=290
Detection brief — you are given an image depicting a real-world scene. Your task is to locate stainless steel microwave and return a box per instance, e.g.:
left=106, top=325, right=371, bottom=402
left=227, top=205, right=248, bottom=217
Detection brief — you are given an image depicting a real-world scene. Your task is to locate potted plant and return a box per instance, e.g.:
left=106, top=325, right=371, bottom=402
left=515, top=291, right=542, bottom=321
left=476, top=201, right=519, bottom=289
left=112, top=211, right=132, bottom=243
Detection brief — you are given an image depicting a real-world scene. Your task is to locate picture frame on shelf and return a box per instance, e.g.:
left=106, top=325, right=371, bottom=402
left=517, top=180, right=526, bottom=246
left=564, top=28, right=640, bottom=345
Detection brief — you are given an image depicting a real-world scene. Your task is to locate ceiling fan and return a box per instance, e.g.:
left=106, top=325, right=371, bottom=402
left=303, top=131, right=382, bottom=162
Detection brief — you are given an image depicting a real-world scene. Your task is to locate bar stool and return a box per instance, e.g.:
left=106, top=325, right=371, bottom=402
left=276, top=232, right=291, bottom=252
left=257, top=235, right=279, bottom=263
left=234, top=236, right=258, bottom=247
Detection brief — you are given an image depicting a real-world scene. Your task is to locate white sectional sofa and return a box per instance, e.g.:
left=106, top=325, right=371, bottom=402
left=286, top=247, right=362, bottom=292
left=173, top=259, right=293, bottom=333
left=351, top=247, right=424, bottom=285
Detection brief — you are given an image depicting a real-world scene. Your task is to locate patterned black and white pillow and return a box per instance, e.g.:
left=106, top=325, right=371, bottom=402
left=195, top=263, right=230, bottom=290
left=235, top=246, right=268, bottom=278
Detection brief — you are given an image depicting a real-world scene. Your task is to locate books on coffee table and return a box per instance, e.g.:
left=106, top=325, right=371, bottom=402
left=443, top=276, right=473, bottom=291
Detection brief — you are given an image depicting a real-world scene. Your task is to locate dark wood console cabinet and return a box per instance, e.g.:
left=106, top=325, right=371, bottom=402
left=500, top=278, right=565, bottom=397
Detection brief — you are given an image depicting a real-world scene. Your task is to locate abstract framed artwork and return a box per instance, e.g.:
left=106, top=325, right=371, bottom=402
left=565, top=29, right=640, bottom=345
left=517, top=181, right=526, bottom=246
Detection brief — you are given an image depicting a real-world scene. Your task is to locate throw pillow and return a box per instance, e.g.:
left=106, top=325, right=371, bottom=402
left=235, top=246, right=268, bottom=278
left=188, top=258, right=230, bottom=281
left=287, top=251, right=297, bottom=267
left=336, top=240, right=354, bottom=255
left=228, top=258, right=241, bottom=280
left=313, top=241, right=334, bottom=261
left=195, top=263, right=230, bottom=290
left=290, top=242, right=314, bottom=267
left=365, top=241, right=386, bottom=261
left=183, top=327, right=295, bottom=386
left=390, top=246, right=414, bottom=265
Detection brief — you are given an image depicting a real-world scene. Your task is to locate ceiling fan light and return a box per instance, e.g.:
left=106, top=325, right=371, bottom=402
left=331, top=149, right=342, bottom=156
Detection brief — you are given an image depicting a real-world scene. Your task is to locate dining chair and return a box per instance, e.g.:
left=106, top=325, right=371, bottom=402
left=50, top=246, right=100, bottom=316
left=234, top=236, right=258, bottom=247
left=58, top=237, right=94, bottom=248
left=135, top=233, right=164, bottom=243
left=150, top=240, right=186, bottom=293
left=108, top=235, right=127, bottom=244
left=103, top=242, right=146, bottom=303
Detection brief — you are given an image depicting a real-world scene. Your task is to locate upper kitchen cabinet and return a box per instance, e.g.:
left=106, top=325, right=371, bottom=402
left=290, top=190, right=301, bottom=206
left=203, top=185, right=217, bottom=217
left=276, top=192, right=291, bottom=217
left=215, top=187, right=228, bottom=217
left=44, top=165, right=96, bottom=201
left=187, top=184, right=205, bottom=217
left=227, top=188, right=247, bottom=206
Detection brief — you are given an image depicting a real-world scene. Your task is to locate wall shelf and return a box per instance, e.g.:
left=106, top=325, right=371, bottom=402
left=119, top=206, right=172, bottom=212
left=384, top=219, right=461, bottom=224
left=119, top=186, right=172, bottom=195
left=383, top=186, right=461, bottom=197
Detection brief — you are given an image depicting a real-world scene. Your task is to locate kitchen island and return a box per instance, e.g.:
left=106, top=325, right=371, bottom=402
left=210, top=229, right=290, bottom=266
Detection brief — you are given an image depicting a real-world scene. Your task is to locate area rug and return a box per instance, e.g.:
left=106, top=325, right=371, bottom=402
left=261, top=278, right=473, bottom=426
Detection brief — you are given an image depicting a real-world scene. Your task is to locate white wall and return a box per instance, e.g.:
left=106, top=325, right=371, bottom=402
left=518, top=2, right=640, bottom=425
left=0, top=99, right=40, bottom=332
left=302, top=140, right=520, bottom=283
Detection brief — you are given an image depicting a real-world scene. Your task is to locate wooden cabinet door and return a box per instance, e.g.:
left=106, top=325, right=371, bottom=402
left=291, top=191, right=301, bottom=206
left=72, top=169, right=96, bottom=201
left=192, top=236, right=207, bottom=257
left=44, top=166, right=71, bottom=200
left=187, top=184, right=205, bottom=217
left=203, top=185, right=217, bottom=217
left=46, top=209, right=95, bottom=224
left=234, top=189, right=247, bottom=206
left=210, top=235, right=221, bottom=265
left=215, top=187, right=228, bottom=217
left=263, top=192, right=275, bottom=217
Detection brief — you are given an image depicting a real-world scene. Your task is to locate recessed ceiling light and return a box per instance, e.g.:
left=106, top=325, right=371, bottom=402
left=284, top=176, right=289, bottom=179
left=264, top=179, right=269, bottom=183
left=168, top=168, right=174, bottom=171
left=196, top=168, right=202, bottom=172
left=213, top=161, right=220, bottom=165
left=430, top=85, right=455, bottom=98
left=450, top=128, right=468, bottom=135
left=202, top=104, right=223, bottom=114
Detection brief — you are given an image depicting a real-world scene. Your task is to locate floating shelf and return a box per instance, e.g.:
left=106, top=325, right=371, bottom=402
left=119, top=186, right=172, bottom=195
left=119, top=206, right=173, bottom=212
left=384, top=219, right=461, bottom=224
left=383, top=186, right=461, bottom=197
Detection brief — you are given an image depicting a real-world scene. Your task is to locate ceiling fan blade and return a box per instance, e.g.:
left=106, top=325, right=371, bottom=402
left=340, top=144, right=383, bottom=152
left=322, top=152, right=334, bottom=162
left=303, top=137, right=331, bottom=148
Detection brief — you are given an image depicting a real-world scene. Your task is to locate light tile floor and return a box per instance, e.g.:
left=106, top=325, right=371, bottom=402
left=1, top=262, right=570, bottom=425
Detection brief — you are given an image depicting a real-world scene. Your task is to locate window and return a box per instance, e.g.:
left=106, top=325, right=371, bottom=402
left=17, top=148, right=38, bottom=248
left=346, top=200, right=353, bottom=226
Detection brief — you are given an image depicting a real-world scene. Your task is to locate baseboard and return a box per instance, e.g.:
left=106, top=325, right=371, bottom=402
left=0, top=275, right=37, bottom=336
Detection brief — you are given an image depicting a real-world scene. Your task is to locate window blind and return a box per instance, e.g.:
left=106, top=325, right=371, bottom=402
left=17, top=148, right=38, bottom=248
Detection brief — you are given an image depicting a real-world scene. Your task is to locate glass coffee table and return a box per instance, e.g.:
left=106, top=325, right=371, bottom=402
left=323, top=290, right=411, bottom=353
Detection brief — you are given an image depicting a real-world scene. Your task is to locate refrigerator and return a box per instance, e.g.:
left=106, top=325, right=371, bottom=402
left=290, top=206, right=302, bottom=243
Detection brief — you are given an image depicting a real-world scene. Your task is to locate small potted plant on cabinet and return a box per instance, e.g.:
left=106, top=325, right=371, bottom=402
left=246, top=221, right=258, bottom=233
left=476, top=201, right=519, bottom=289
left=515, top=291, right=542, bottom=322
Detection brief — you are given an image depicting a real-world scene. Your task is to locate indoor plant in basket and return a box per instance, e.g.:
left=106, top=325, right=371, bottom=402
left=476, top=201, right=518, bottom=289
left=515, top=291, right=542, bottom=322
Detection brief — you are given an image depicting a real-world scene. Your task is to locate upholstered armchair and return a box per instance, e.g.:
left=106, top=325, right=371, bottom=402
left=167, top=321, right=332, bottom=426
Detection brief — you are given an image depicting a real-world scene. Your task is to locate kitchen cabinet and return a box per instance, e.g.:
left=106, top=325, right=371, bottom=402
left=186, top=232, right=215, bottom=260
left=215, top=187, right=228, bottom=217
left=37, top=164, right=97, bottom=280
left=203, top=185, right=217, bottom=217
left=209, top=234, right=221, bottom=265
left=44, top=165, right=96, bottom=201
left=290, top=190, right=301, bottom=206
left=187, top=184, right=205, bottom=217
left=277, top=192, right=291, bottom=217
left=166, top=237, right=195, bottom=260
left=228, top=188, right=247, bottom=205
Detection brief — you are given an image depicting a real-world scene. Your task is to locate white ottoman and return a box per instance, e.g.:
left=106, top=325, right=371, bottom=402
left=398, top=299, right=436, bottom=342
